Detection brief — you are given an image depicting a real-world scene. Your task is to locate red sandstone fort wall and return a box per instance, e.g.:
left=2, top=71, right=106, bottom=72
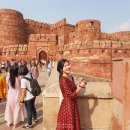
left=1, top=9, right=130, bottom=130
left=0, top=9, right=28, bottom=45
left=28, top=34, right=57, bottom=60
left=50, top=18, right=67, bottom=45
left=69, top=20, right=101, bottom=44
left=64, top=24, right=75, bottom=44
left=0, top=9, right=130, bottom=80
left=56, top=40, right=130, bottom=79
left=0, top=44, right=28, bottom=60
left=25, top=19, right=50, bottom=35
left=111, top=31, right=130, bottom=41
left=100, top=32, right=130, bottom=42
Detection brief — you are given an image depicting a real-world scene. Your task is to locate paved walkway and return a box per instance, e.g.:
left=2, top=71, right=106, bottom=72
left=0, top=67, right=48, bottom=130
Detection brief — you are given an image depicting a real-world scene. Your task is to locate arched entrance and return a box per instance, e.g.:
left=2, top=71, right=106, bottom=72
left=39, top=50, right=47, bottom=61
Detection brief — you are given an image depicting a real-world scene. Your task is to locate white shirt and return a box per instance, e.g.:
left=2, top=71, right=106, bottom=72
left=47, top=63, right=52, bottom=69
left=21, top=73, right=34, bottom=101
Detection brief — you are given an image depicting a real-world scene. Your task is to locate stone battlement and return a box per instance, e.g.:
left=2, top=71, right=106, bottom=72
left=29, top=34, right=56, bottom=41
left=25, top=19, right=50, bottom=28
left=101, top=32, right=130, bottom=41
left=111, top=31, right=130, bottom=41
left=57, top=40, right=130, bottom=53
left=50, top=18, right=66, bottom=30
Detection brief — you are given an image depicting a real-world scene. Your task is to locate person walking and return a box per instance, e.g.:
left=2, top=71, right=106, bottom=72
left=30, top=62, right=39, bottom=80
left=0, top=68, right=7, bottom=102
left=56, top=59, right=87, bottom=130
left=5, top=66, right=26, bottom=129
left=47, top=60, right=52, bottom=78
left=18, top=65, right=37, bottom=128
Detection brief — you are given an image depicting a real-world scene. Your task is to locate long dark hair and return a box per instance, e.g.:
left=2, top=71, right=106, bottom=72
left=9, top=66, right=18, bottom=89
left=57, top=59, right=69, bottom=78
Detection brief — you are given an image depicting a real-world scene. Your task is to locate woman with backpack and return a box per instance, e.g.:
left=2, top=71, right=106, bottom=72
left=18, top=65, right=37, bottom=128
left=5, top=66, right=26, bottom=129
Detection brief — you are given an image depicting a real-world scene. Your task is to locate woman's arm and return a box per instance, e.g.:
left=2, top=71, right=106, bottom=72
left=60, top=78, right=84, bottom=99
left=19, top=88, right=26, bottom=102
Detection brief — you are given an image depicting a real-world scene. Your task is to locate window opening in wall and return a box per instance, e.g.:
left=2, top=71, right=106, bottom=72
left=56, top=35, right=59, bottom=45
left=90, top=21, right=94, bottom=26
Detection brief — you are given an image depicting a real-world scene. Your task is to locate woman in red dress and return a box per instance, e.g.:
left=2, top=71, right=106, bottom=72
left=56, top=59, right=87, bottom=130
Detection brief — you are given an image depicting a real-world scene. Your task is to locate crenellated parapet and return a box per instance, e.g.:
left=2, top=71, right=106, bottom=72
left=25, top=19, right=50, bottom=28
left=111, top=31, right=130, bottom=41
left=56, top=40, right=130, bottom=79
left=25, top=19, right=50, bottom=34
left=0, top=44, right=28, bottom=57
left=50, top=18, right=66, bottom=30
left=58, top=40, right=130, bottom=50
left=100, top=32, right=130, bottom=42
left=29, top=34, right=56, bottom=42
left=100, top=32, right=120, bottom=41
left=57, top=40, right=130, bottom=58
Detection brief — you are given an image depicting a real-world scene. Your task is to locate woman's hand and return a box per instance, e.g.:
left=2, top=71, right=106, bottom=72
left=79, top=79, right=87, bottom=88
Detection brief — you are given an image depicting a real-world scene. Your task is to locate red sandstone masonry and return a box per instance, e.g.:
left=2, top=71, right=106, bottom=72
left=1, top=9, right=130, bottom=79
left=0, top=9, right=28, bottom=45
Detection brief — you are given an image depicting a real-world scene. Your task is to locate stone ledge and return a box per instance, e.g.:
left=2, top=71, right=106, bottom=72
left=72, top=72, right=110, bottom=82
left=42, top=82, right=112, bottom=99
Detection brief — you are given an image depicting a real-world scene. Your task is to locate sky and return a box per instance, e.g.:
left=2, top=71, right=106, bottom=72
left=0, top=0, right=130, bottom=33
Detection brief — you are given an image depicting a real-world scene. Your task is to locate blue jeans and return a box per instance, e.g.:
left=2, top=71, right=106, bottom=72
left=25, top=97, right=37, bottom=125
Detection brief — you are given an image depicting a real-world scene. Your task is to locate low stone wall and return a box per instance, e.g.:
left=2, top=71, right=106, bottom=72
left=72, top=72, right=110, bottom=82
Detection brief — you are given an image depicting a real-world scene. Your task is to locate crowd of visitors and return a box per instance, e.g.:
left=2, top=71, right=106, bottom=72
left=0, top=58, right=87, bottom=130
left=0, top=58, right=54, bottom=129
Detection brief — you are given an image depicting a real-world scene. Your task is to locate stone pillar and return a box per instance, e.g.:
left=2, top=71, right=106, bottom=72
left=42, top=63, right=60, bottom=130
left=112, top=58, right=130, bottom=130
left=43, top=63, right=113, bottom=130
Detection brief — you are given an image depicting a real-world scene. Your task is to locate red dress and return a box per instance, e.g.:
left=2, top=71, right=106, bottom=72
left=56, top=76, right=81, bottom=130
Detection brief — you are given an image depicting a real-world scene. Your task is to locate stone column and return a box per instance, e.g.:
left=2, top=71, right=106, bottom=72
left=112, top=58, right=130, bottom=130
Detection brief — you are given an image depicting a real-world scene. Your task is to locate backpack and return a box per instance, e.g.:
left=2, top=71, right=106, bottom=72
left=22, top=74, right=42, bottom=96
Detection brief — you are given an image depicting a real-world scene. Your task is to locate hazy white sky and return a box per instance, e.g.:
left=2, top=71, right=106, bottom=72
left=0, top=0, right=130, bottom=33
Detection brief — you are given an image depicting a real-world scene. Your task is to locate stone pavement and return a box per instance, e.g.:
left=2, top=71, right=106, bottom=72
left=0, top=67, right=48, bottom=130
